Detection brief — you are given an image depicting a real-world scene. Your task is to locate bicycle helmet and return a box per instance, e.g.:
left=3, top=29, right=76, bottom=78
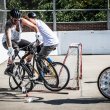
left=28, top=12, right=36, bottom=18
left=10, top=8, right=21, bottom=18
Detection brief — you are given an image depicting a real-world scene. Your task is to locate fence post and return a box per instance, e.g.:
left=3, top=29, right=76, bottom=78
left=53, top=0, right=56, bottom=31
left=107, top=0, right=110, bottom=30
left=2, top=0, right=7, bottom=32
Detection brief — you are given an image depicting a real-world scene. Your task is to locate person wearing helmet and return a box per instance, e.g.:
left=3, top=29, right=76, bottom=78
left=28, top=12, right=36, bottom=18
left=27, top=12, right=59, bottom=57
left=2, top=8, right=39, bottom=76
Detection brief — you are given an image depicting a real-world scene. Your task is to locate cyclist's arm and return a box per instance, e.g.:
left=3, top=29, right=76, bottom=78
left=27, top=18, right=36, bottom=26
left=21, top=18, right=39, bottom=33
left=5, top=21, right=12, bottom=48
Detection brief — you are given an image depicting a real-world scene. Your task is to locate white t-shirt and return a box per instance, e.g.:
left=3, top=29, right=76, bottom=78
left=35, top=19, right=59, bottom=46
left=2, top=20, right=22, bottom=43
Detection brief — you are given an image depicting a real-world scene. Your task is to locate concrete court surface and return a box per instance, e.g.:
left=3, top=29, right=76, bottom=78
left=0, top=55, right=110, bottom=110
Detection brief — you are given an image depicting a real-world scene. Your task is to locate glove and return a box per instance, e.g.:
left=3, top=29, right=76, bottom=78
left=36, top=32, right=43, bottom=42
left=35, top=32, right=40, bottom=39
left=7, top=47, right=14, bottom=57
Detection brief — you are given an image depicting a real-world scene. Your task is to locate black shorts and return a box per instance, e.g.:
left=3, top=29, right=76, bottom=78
left=2, top=39, right=31, bottom=51
left=2, top=39, right=42, bottom=53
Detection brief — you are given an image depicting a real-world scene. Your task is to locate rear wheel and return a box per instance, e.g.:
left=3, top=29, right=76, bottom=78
left=97, top=67, right=110, bottom=99
left=52, top=62, right=70, bottom=91
left=45, top=62, right=70, bottom=91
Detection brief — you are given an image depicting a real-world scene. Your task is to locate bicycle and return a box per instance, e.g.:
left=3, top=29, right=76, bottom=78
left=8, top=41, right=59, bottom=93
left=97, top=67, right=110, bottom=99
left=9, top=45, right=70, bottom=92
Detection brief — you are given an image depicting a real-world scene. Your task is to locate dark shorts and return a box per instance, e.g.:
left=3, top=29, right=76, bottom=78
left=2, top=39, right=31, bottom=51
left=2, top=39, right=42, bottom=53
left=38, top=44, right=58, bottom=57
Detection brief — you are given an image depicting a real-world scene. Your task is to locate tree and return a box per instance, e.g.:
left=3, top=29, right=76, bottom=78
left=6, top=0, right=107, bottom=22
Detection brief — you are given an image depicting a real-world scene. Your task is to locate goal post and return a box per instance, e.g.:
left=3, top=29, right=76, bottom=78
left=63, top=43, right=82, bottom=90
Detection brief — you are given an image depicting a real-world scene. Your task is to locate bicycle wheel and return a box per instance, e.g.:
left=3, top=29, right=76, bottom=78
left=9, top=62, right=24, bottom=90
left=97, top=67, right=110, bottom=99
left=9, top=62, right=33, bottom=93
left=52, top=62, right=70, bottom=91
left=36, top=57, right=59, bottom=91
left=45, top=62, right=70, bottom=91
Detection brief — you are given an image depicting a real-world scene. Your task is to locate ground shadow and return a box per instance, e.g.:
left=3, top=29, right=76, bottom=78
left=0, top=87, right=44, bottom=102
left=0, top=92, right=43, bottom=102
left=84, top=81, right=97, bottom=83
left=32, top=89, right=69, bottom=95
left=0, top=87, right=21, bottom=98
left=0, top=88, right=110, bottom=104
left=37, top=97, right=110, bottom=105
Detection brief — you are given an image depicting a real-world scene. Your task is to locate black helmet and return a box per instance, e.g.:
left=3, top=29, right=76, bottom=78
left=28, top=12, right=36, bottom=18
left=10, top=8, right=21, bottom=18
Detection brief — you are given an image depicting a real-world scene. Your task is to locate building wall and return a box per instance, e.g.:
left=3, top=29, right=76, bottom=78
left=0, top=22, right=107, bottom=33
left=48, top=22, right=107, bottom=31
left=1, top=30, right=110, bottom=64
left=58, top=30, right=110, bottom=54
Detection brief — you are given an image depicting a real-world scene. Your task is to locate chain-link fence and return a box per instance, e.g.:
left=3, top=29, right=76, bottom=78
left=0, top=0, right=110, bottom=32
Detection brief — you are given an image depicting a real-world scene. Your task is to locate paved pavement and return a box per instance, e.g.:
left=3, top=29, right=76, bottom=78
left=0, top=55, right=110, bottom=110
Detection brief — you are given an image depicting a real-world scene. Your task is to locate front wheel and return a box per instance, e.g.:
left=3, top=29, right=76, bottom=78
left=97, top=67, right=110, bottom=99
left=36, top=57, right=59, bottom=91
left=9, top=62, right=33, bottom=93
left=9, top=62, right=24, bottom=90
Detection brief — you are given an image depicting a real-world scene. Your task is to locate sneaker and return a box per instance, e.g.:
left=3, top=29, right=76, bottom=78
left=33, top=77, right=43, bottom=84
left=34, top=77, right=42, bottom=83
left=31, top=76, right=42, bottom=81
left=4, top=64, right=14, bottom=76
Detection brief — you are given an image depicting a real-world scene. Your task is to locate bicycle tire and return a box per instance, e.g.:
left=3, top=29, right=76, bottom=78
left=9, top=62, right=24, bottom=90
left=97, top=67, right=110, bottom=99
left=36, top=57, right=59, bottom=91
left=45, top=62, right=70, bottom=91
left=9, top=76, right=21, bottom=90
left=9, top=62, right=34, bottom=93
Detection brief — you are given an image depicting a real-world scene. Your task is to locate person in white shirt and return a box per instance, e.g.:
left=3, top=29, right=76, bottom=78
left=26, top=12, right=59, bottom=57
left=2, top=8, right=39, bottom=76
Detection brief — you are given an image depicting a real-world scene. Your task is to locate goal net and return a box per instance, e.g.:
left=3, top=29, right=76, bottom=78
left=63, top=43, right=82, bottom=90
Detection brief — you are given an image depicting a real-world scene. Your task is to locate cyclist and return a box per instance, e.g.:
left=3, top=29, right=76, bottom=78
left=22, top=12, right=59, bottom=81
left=25, top=12, right=59, bottom=57
left=2, top=8, right=39, bottom=76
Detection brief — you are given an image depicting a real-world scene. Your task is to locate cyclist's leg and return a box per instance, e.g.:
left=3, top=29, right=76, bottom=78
left=3, top=41, right=19, bottom=75
left=2, top=40, right=19, bottom=54
left=38, top=44, right=57, bottom=57
left=37, top=44, right=57, bottom=80
left=17, top=39, right=35, bottom=80
left=17, top=39, right=30, bottom=50
left=17, top=39, right=33, bottom=62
